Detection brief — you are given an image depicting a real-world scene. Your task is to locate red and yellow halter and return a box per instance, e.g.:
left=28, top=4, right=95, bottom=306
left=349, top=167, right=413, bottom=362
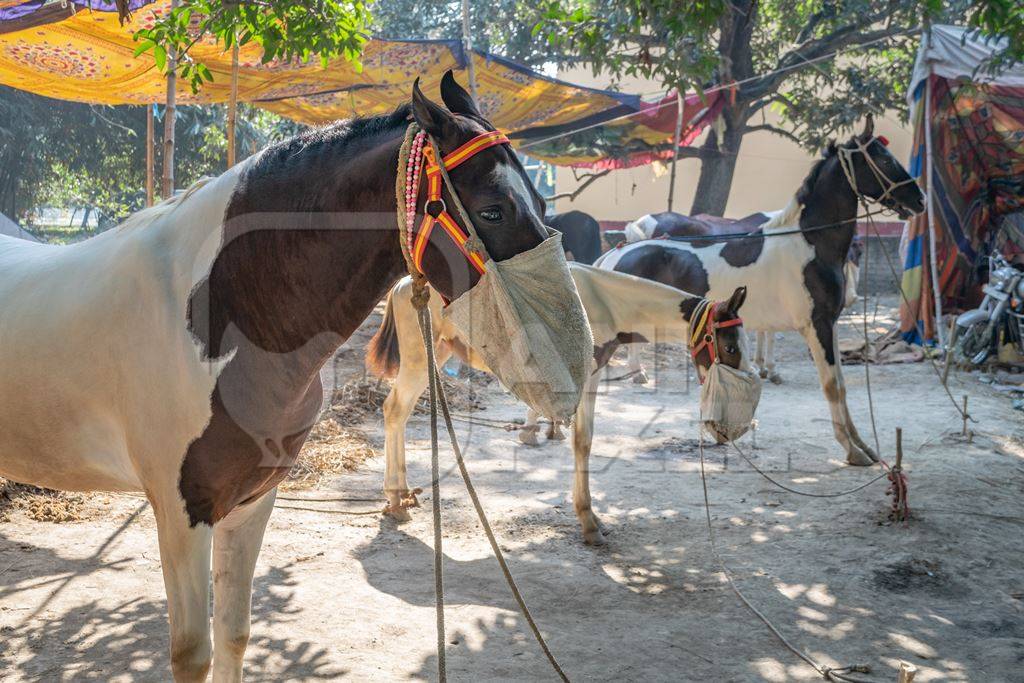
left=403, top=129, right=511, bottom=276
left=689, top=299, right=743, bottom=382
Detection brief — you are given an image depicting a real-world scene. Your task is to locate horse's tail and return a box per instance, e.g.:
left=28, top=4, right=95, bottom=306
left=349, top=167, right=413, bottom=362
left=366, top=291, right=401, bottom=378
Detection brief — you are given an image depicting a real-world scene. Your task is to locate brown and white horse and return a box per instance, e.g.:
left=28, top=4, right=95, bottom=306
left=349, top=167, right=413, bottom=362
left=597, top=116, right=924, bottom=466
left=0, top=73, right=575, bottom=681
left=367, top=264, right=750, bottom=545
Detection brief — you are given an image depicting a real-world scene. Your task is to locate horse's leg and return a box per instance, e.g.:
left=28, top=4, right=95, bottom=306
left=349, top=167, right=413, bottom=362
left=211, top=489, right=276, bottom=683
left=519, top=407, right=541, bottom=446
left=800, top=324, right=876, bottom=465
left=627, top=343, right=648, bottom=384
left=572, top=375, right=606, bottom=545
left=152, top=495, right=214, bottom=682
left=546, top=418, right=565, bottom=441
left=383, top=346, right=449, bottom=520
left=765, top=333, right=782, bottom=384
left=755, top=332, right=767, bottom=378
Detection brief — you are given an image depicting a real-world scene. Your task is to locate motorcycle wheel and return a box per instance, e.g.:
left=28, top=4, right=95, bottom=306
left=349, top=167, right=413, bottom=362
left=954, top=322, right=993, bottom=365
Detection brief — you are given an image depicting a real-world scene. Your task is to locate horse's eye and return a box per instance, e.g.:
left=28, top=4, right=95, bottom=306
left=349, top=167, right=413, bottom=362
left=478, top=207, right=502, bottom=223
left=725, top=345, right=738, bottom=355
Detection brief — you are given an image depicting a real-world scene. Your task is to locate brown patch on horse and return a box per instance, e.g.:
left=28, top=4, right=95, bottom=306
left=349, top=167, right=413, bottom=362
left=593, top=331, right=648, bottom=370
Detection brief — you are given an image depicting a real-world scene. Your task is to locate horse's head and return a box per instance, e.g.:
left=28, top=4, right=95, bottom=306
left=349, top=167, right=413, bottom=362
left=839, top=114, right=925, bottom=219
left=689, top=287, right=750, bottom=380
left=409, top=71, right=548, bottom=301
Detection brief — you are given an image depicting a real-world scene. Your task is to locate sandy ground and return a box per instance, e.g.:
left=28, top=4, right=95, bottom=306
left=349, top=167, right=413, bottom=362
left=1, top=297, right=1023, bottom=682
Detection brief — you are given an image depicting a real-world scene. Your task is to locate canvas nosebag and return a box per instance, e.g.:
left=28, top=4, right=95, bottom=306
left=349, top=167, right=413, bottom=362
left=443, top=232, right=592, bottom=421
left=397, top=124, right=592, bottom=421
left=700, top=361, right=762, bottom=443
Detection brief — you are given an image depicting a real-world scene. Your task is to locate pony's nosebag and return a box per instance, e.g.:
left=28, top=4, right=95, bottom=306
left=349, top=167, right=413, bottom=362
left=443, top=234, right=592, bottom=421
left=700, top=362, right=762, bottom=442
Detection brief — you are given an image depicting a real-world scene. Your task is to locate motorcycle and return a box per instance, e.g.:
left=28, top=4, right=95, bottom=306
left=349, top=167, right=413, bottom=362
left=952, top=252, right=1024, bottom=366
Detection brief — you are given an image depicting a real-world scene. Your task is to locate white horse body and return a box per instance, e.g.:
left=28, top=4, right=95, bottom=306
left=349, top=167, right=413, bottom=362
left=0, top=169, right=242, bottom=494
left=601, top=201, right=814, bottom=334
left=373, top=263, right=751, bottom=544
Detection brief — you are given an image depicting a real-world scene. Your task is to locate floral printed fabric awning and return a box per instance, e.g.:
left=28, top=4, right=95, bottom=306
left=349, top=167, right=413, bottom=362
left=0, top=0, right=720, bottom=168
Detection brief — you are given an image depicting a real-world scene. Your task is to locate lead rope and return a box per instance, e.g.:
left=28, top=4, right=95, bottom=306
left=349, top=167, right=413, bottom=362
left=697, top=414, right=875, bottom=683
left=397, top=124, right=570, bottom=682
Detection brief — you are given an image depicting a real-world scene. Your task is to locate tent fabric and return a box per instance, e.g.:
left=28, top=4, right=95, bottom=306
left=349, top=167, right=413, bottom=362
left=908, top=24, right=1024, bottom=102
left=900, top=27, right=1024, bottom=343
left=0, top=0, right=720, bottom=168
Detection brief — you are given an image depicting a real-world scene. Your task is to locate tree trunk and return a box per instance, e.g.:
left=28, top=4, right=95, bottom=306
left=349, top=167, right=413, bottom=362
left=689, top=114, right=745, bottom=217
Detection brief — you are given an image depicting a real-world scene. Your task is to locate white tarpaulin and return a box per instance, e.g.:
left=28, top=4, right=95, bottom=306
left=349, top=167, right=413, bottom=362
left=909, top=25, right=1024, bottom=111
left=0, top=213, right=37, bottom=242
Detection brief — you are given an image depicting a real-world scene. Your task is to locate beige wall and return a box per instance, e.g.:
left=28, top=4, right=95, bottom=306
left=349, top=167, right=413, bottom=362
left=552, top=67, right=913, bottom=221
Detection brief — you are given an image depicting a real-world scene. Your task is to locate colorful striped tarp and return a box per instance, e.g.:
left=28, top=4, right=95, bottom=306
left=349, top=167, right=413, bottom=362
left=899, top=76, right=1024, bottom=343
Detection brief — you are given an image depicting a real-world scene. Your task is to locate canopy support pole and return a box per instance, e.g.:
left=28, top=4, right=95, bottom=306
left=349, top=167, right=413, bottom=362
left=924, top=44, right=945, bottom=346
left=146, top=104, right=154, bottom=207
left=227, top=41, right=239, bottom=167
left=460, top=0, right=478, bottom=99
left=161, top=0, right=178, bottom=199
left=667, top=89, right=684, bottom=212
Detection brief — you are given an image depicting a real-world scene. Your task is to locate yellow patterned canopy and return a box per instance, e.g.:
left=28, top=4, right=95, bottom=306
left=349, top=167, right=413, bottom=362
left=0, top=0, right=720, bottom=167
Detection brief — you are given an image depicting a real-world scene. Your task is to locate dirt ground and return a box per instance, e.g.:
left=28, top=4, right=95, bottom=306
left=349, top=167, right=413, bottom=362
left=1, top=297, right=1023, bottom=682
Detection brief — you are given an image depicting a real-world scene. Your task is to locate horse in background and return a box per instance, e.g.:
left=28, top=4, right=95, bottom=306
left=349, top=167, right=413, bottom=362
left=598, top=115, right=924, bottom=466
left=624, top=207, right=866, bottom=383
left=547, top=209, right=603, bottom=264
left=367, top=265, right=752, bottom=545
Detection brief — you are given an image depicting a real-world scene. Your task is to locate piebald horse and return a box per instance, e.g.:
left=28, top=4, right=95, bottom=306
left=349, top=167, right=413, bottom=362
left=367, top=264, right=750, bottom=545
left=625, top=208, right=865, bottom=383
left=597, top=116, right=924, bottom=466
left=0, top=74, right=567, bottom=681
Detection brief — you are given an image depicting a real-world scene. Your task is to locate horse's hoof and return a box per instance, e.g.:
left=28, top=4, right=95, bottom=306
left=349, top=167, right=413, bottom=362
left=519, top=428, right=540, bottom=447
left=768, top=372, right=783, bottom=385
left=383, top=504, right=413, bottom=522
left=758, top=368, right=769, bottom=379
left=583, top=529, right=607, bottom=546
left=846, top=447, right=875, bottom=466
left=632, top=370, right=649, bottom=385
left=546, top=426, right=566, bottom=441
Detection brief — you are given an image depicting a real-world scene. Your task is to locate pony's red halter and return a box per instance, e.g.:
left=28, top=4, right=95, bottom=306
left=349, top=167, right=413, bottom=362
left=689, top=299, right=743, bottom=383
left=404, top=129, right=511, bottom=276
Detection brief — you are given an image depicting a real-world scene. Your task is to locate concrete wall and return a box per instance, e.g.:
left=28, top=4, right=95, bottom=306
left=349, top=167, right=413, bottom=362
left=551, top=66, right=915, bottom=222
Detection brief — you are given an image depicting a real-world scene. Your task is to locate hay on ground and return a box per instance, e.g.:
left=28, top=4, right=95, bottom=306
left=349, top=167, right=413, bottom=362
left=0, top=479, right=89, bottom=522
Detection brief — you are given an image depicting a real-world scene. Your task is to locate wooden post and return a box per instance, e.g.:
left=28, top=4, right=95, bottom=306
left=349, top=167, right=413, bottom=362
left=895, top=427, right=904, bottom=470
left=145, top=104, right=154, bottom=207
left=941, top=317, right=957, bottom=386
left=460, top=0, right=478, bottom=100
left=898, top=661, right=917, bottom=683
left=161, top=0, right=179, bottom=199
left=961, top=395, right=969, bottom=438
left=666, top=88, right=685, bottom=212
left=227, top=41, right=239, bottom=167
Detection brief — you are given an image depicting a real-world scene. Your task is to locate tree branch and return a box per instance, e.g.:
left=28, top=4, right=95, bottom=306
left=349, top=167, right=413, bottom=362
left=744, top=123, right=801, bottom=145
left=742, top=20, right=911, bottom=102
left=548, top=169, right=612, bottom=202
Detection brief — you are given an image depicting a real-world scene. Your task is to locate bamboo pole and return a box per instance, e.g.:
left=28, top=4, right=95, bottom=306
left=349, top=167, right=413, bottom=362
left=145, top=104, right=154, bottom=207
left=227, top=41, right=239, bottom=167
left=923, top=26, right=945, bottom=346
left=161, top=0, right=179, bottom=199
left=460, top=0, right=478, bottom=100
left=667, top=88, right=685, bottom=212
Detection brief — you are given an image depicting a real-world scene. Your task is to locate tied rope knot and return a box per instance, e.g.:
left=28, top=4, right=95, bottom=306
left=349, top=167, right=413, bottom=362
left=409, top=272, right=431, bottom=311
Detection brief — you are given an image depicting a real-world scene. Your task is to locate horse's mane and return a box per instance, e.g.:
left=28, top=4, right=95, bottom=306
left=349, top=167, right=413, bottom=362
left=116, top=177, right=215, bottom=233
left=796, top=140, right=839, bottom=206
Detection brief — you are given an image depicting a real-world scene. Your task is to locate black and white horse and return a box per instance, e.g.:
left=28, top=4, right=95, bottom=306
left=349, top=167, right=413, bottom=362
left=547, top=209, right=603, bottom=264
left=624, top=210, right=865, bottom=383
left=597, top=116, right=924, bottom=465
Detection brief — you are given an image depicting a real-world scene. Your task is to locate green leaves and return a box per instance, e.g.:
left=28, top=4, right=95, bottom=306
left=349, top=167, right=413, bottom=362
left=131, top=0, right=371, bottom=93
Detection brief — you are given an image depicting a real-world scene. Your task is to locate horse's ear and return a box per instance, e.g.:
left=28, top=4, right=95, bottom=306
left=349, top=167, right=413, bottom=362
left=439, top=70, right=482, bottom=119
left=411, top=78, right=455, bottom=138
left=725, top=286, right=747, bottom=314
left=859, top=113, right=875, bottom=142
